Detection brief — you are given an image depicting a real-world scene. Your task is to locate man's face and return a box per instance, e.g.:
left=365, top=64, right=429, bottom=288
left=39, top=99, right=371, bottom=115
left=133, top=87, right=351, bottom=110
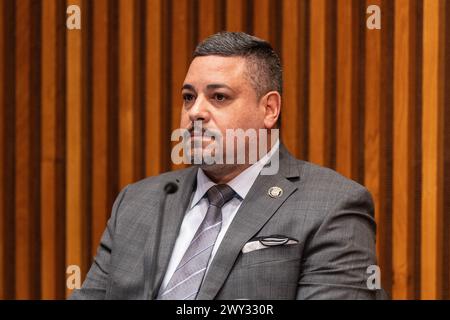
left=180, top=56, right=266, bottom=163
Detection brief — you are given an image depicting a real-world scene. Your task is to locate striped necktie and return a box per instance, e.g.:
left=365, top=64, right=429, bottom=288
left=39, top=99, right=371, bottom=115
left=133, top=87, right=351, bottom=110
left=157, top=184, right=236, bottom=300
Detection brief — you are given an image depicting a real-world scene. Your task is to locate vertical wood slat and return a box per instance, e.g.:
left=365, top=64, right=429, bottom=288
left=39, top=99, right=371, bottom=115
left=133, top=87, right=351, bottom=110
left=336, top=0, right=359, bottom=179
left=1, top=0, right=16, bottom=300
left=364, top=0, right=392, bottom=294
left=40, top=0, right=57, bottom=299
left=91, top=0, right=110, bottom=258
left=66, top=0, right=88, bottom=296
left=171, top=0, right=194, bottom=171
left=15, top=0, right=33, bottom=299
left=41, top=0, right=65, bottom=299
left=146, top=0, right=166, bottom=176
left=421, top=0, right=445, bottom=300
left=252, top=0, right=277, bottom=43
left=445, top=2, right=450, bottom=301
left=198, top=0, right=223, bottom=41
left=252, top=0, right=270, bottom=39
left=119, top=0, right=137, bottom=188
left=0, top=0, right=5, bottom=300
left=281, top=0, right=300, bottom=156
left=308, top=0, right=331, bottom=166
left=392, top=0, right=417, bottom=299
left=281, top=0, right=307, bottom=158
left=225, top=0, right=248, bottom=32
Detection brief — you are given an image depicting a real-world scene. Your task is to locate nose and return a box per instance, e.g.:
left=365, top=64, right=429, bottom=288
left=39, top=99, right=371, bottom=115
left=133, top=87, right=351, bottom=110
left=188, top=94, right=210, bottom=124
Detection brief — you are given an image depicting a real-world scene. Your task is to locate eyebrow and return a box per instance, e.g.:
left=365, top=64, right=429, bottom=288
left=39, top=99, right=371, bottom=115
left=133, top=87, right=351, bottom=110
left=181, top=83, right=235, bottom=92
left=206, top=83, right=233, bottom=91
left=182, top=84, right=196, bottom=91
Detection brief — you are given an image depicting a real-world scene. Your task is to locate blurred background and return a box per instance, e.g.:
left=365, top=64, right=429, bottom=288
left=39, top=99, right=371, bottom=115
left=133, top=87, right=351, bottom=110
left=0, top=0, right=449, bottom=299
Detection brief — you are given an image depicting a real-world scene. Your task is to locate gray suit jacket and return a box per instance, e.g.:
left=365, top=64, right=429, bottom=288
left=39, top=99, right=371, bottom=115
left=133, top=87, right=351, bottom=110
left=70, top=144, right=386, bottom=300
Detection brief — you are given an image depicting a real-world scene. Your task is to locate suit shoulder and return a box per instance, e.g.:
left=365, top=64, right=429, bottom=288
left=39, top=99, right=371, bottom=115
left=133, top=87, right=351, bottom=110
left=292, top=159, right=373, bottom=203
left=284, top=159, right=375, bottom=227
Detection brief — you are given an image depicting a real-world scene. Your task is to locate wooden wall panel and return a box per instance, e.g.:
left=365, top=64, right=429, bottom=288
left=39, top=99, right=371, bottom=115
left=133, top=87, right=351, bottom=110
left=252, top=0, right=279, bottom=45
left=146, top=0, right=166, bottom=176
left=364, top=0, right=394, bottom=296
left=336, top=0, right=360, bottom=179
left=41, top=0, right=57, bottom=299
left=0, top=0, right=6, bottom=300
left=308, top=0, right=334, bottom=167
left=392, top=0, right=419, bottom=299
left=421, top=0, right=446, bottom=300
left=281, top=0, right=308, bottom=158
left=0, top=0, right=449, bottom=300
left=91, top=0, right=110, bottom=258
left=65, top=0, right=89, bottom=295
left=15, top=0, right=32, bottom=299
left=225, top=0, right=248, bottom=32
left=119, top=0, right=138, bottom=187
left=445, top=1, right=450, bottom=301
left=15, top=0, right=40, bottom=299
left=170, top=0, right=195, bottom=171
left=41, top=0, right=66, bottom=299
left=199, top=0, right=224, bottom=41
left=0, top=0, right=16, bottom=300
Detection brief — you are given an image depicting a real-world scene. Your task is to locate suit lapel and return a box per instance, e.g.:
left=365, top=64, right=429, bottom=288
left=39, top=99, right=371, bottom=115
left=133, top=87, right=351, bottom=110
left=196, top=144, right=301, bottom=299
left=144, top=166, right=198, bottom=299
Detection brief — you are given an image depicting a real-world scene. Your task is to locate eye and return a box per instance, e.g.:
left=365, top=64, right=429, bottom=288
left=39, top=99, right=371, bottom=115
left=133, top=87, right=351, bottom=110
left=182, top=93, right=195, bottom=103
left=214, top=93, right=227, bottom=102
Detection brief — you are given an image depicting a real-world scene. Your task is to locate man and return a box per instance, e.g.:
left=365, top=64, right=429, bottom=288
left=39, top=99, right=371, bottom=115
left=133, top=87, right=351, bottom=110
left=70, top=32, right=384, bottom=300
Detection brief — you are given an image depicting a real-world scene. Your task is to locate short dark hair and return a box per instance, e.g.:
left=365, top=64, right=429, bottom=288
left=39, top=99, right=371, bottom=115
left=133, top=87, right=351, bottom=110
left=193, top=32, right=282, bottom=127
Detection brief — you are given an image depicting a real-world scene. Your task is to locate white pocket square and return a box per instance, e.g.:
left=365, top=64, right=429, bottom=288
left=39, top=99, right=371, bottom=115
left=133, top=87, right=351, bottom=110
left=242, top=235, right=299, bottom=253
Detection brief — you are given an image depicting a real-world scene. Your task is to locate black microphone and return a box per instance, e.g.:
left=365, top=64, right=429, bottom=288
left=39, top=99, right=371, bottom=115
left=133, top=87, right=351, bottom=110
left=149, top=181, right=178, bottom=299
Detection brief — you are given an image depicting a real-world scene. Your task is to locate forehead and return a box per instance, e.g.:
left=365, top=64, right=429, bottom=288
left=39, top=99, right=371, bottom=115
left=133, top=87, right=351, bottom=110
left=184, top=56, right=248, bottom=87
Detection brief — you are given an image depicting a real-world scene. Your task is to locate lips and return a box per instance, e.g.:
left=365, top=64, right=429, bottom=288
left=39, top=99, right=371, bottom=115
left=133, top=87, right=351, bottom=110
left=189, top=128, right=217, bottom=139
left=189, top=135, right=214, bottom=142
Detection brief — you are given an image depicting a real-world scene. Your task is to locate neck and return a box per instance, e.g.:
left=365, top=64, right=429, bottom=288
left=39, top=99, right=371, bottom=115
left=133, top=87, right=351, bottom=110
left=200, top=163, right=251, bottom=184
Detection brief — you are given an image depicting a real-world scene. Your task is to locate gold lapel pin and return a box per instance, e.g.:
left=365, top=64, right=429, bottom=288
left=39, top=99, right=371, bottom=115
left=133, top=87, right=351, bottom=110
left=268, top=186, right=283, bottom=198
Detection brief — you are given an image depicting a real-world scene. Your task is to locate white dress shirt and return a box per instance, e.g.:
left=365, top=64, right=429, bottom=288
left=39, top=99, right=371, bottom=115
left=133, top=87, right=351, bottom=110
left=160, top=140, right=280, bottom=290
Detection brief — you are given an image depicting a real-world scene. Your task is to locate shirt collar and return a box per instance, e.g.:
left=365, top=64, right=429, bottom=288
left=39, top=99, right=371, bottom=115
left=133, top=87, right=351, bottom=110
left=190, top=140, right=280, bottom=209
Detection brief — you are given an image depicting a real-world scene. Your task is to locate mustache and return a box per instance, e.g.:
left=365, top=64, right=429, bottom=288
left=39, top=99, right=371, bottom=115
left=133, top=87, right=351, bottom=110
left=184, top=125, right=222, bottom=143
left=186, top=124, right=218, bottom=136
left=187, top=126, right=206, bottom=135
